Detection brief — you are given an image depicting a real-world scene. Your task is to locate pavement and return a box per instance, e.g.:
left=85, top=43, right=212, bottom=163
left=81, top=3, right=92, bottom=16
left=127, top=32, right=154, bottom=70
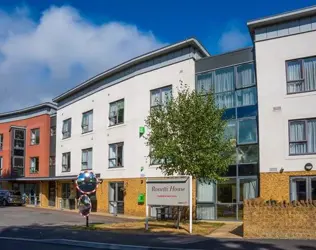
left=1, top=206, right=316, bottom=250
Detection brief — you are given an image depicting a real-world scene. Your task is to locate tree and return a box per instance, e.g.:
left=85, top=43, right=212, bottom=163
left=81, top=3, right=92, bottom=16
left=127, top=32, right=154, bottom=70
left=145, top=84, right=235, bottom=182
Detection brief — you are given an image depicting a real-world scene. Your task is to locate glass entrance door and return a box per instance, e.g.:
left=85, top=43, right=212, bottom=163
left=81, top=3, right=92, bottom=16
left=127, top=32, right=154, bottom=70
left=109, top=182, right=124, bottom=214
left=217, top=179, right=237, bottom=220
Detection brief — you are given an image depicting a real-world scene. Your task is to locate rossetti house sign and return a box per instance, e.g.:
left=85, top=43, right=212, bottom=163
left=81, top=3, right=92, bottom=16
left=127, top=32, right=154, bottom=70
left=146, top=177, right=190, bottom=206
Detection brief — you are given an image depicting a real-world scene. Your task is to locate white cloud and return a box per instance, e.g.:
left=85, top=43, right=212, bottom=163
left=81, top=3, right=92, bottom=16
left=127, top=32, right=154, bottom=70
left=0, top=5, right=165, bottom=112
left=218, top=25, right=250, bottom=53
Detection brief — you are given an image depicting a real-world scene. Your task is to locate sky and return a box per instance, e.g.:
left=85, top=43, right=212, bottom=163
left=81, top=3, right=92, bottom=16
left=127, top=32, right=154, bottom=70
left=0, top=0, right=315, bottom=112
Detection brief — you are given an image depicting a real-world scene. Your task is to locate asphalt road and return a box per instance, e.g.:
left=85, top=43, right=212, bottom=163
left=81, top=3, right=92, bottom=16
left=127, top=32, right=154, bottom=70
left=0, top=206, right=134, bottom=228
left=1, top=206, right=316, bottom=250
left=0, top=239, right=89, bottom=250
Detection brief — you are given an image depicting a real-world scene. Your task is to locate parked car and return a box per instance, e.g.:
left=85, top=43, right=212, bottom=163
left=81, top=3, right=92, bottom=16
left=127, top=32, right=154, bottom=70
left=0, top=190, right=24, bottom=206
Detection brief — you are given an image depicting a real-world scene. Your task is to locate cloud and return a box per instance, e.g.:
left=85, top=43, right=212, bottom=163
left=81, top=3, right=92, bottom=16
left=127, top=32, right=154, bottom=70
left=0, top=6, right=165, bottom=112
left=218, top=23, right=250, bottom=53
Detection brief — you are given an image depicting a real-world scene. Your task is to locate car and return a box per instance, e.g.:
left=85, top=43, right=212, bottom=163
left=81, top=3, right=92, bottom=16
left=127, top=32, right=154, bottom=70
left=0, top=190, right=24, bottom=206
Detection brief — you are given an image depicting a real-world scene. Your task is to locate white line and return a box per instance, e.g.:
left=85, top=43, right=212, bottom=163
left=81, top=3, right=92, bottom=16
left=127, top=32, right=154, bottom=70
left=0, top=237, right=201, bottom=250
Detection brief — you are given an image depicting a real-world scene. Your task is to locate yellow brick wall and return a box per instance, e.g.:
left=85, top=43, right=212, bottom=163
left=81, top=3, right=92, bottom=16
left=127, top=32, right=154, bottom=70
left=96, top=178, right=146, bottom=216
left=260, top=170, right=316, bottom=202
left=244, top=198, right=316, bottom=239
left=40, top=182, right=49, bottom=207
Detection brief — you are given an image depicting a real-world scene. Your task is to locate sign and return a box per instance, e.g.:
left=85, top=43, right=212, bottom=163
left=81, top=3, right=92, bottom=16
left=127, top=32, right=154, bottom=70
left=146, top=177, right=190, bottom=206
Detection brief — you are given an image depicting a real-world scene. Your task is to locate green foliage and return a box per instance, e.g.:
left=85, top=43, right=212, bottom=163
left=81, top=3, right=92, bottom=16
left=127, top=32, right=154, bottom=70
left=145, top=84, right=235, bottom=182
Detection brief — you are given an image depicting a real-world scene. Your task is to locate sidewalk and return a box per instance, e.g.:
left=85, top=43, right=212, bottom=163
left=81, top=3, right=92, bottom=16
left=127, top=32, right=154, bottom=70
left=208, top=222, right=243, bottom=239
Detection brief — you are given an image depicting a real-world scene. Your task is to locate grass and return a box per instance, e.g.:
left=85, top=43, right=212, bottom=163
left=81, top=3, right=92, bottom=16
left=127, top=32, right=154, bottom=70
left=73, top=220, right=224, bottom=236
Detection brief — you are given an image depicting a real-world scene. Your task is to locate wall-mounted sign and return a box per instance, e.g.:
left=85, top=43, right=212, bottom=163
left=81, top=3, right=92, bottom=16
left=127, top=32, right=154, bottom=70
left=146, top=177, right=190, bottom=206
left=304, top=163, right=313, bottom=171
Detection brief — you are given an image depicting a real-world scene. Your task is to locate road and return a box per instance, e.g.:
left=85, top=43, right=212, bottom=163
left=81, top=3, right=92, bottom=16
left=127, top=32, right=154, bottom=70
left=1, top=206, right=316, bottom=249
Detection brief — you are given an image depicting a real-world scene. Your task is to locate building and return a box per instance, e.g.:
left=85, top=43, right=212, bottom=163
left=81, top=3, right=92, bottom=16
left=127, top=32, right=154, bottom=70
left=52, top=39, right=209, bottom=216
left=248, top=6, right=316, bottom=202
left=195, top=47, right=258, bottom=220
left=0, top=103, right=57, bottom=207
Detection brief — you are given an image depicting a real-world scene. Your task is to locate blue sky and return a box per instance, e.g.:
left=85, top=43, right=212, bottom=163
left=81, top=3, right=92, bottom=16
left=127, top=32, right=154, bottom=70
left=0, top=0, right=315, bottom=111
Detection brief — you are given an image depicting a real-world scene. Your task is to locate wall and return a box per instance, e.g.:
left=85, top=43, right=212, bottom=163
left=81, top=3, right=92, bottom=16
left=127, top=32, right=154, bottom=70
left=56, top=59, right=196, bottom=179
left=0, top=114, right=51, bottom=178
left=244, top=198, right=316, bottom=239
left=255, top=30, right=316, bottom=173
left=260, top=170, right=316, bottom=202
left=40, top=181, right=49, bottom=207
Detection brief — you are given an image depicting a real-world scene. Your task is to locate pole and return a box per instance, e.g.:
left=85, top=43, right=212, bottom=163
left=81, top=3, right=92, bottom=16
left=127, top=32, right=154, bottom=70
left=145, top=179, right=149, bottom=230
left=86, top=216, right=89, bottom=227
left=189, top=175, right=192, bottom=234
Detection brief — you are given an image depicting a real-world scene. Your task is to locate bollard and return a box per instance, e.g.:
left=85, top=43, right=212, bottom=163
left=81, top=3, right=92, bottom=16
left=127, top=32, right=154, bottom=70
left=60, top=199, right=62, bottom=210
left=113, top=202, right=117, bottom=217
left=34, top=196, right=37, bottom=207
left=145, top=217, right=149, bottom=231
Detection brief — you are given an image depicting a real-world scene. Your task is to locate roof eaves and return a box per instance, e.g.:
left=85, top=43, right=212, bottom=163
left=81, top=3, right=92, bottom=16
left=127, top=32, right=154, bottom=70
left=53, top=38, right=209, bottom=103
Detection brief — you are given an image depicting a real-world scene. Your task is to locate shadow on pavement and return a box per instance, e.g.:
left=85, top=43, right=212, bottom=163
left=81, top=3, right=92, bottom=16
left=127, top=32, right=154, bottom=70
left=1, top=224, right=316, bottom=250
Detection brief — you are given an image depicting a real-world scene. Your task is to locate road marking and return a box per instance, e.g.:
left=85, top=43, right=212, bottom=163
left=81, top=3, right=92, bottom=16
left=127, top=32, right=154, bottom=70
left=0, top=237, right=201, bottom=250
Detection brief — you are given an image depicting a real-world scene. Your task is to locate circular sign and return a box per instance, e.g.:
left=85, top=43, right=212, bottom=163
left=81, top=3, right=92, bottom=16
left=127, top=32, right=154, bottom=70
left=78, top=194, right=91, bottom=217
left=305, top=163, right=313, bottom=171
left=75, top=170, right=98, bottom=194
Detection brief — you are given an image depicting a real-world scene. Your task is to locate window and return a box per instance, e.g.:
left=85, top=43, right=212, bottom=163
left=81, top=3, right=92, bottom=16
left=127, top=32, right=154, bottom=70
left=81, top=148, right=93, bottom=170
left=287, top=57, right=316, bottom=94
left=150, top=86, right=172, bottom=108
left=237, top=145, right=259, bottom=164
left=50, top=127, right=56, bottom=136
left=0, top=134, right=3, bottom=151
left=0, top=157, right=2, bottom=176
left=109, top=99, right=124, bottom=126
left=289, top=119, right=316, bottom=155
left=30, top=128, right=40, bottom=145
left=82, top=110, right=93, bottom=133
left=109, top=143, right=124, bottom=168
left=196, top=63, right=257, bottom=109
left=290, top=176, right=316, bottom=201
left=49, top=156, right=55, bottom=168
left=62, top=119, right=71, bottom=139
left=149, top=147, right=165, bottom=165
left=237, top=118, right=258, bottom=144
left=62, top=152, right=71, bottom=172
left=30, top=157, right=39, bottom=173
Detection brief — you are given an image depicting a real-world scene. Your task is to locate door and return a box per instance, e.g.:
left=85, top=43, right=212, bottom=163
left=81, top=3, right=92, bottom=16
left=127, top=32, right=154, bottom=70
left=109, top=182, right=124, bottom=214
left=217, top=178, right=237, bottom=220
left=61, top=183, right=71, bottom=209
left=48, top=181, right=56, bottom=207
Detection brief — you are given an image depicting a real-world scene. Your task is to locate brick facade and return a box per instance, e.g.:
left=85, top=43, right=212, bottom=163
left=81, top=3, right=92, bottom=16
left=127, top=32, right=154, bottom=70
left=260, top=171, right=316, bottom=202
left=244, top=198, right=316, bottom=239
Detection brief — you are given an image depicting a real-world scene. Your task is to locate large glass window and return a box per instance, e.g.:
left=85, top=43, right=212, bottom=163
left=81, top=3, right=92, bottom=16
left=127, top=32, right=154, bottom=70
left=239, top=179, right=257, bottom=201
left=290, top=176, right=316, bottom=201
left=237, top=144, right=259, bottom=164
left=238, top=118, right=258, bottom=144
left=287, top=57, right=316, bottom=94
left=196, top=62, right=257, bottom=109
left=289, top=119, right=316, bottom=155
